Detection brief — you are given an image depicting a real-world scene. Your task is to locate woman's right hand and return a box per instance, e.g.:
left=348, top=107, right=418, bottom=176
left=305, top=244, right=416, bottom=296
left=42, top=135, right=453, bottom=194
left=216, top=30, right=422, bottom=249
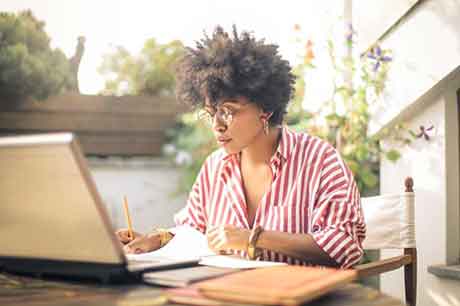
left=115, top=228, right=143, bottom=244
left=115, top=229, right=161, bottom=254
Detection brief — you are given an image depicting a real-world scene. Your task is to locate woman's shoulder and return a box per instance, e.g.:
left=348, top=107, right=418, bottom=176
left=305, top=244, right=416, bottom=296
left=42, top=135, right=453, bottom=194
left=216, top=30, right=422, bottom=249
left=286, top=127, right=336, bottom=157
left=288, top=129, right=352, bottom=178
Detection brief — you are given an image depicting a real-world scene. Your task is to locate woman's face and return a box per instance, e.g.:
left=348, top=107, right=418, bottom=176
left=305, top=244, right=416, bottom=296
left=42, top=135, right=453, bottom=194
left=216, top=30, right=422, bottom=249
left=202, top=97, right=265, bottom=154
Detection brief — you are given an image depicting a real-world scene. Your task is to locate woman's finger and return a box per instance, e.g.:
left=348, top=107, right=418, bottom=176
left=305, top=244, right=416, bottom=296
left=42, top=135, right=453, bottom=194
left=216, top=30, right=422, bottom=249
left=207, top=234, right=217, bottom=249
left=123, top=236, right=148, bottom=254
left=115, top=229, right=133, bottom=244
left=206, top=229, right=219, bottom=241
left=207, top=233, right=223, bottom=252
left=214, top=239, right=226, bottom=250
left=123, top=243, right=138, bottom=254
left=208, top=233, right=221, bottom=247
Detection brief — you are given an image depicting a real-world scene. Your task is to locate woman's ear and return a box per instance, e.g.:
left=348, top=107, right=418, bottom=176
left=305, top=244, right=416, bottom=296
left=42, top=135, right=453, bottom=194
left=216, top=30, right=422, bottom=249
left=260, top=111, right=273, bottom=135
left=260, top=112, right=273, bottom=121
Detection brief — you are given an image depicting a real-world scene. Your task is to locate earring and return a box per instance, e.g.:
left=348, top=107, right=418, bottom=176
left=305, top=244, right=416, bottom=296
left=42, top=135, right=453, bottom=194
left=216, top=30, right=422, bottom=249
left=263, top=119, right=269, bottom=135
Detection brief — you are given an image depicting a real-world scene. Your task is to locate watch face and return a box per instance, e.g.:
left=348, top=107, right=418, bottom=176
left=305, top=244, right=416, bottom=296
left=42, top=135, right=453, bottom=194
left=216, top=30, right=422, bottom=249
left=248, top=225, right=264, bottom=260
left=247, top=246, right=254, bottom=259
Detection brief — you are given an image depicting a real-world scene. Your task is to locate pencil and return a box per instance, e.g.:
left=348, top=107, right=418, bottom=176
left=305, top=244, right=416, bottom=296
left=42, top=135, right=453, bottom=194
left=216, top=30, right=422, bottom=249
left=123, top=196, right=134, bottom=240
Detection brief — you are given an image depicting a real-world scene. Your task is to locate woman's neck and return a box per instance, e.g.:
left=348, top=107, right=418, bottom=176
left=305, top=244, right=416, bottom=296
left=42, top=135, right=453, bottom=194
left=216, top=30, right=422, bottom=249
left=241, top=126, right=281, bottom=166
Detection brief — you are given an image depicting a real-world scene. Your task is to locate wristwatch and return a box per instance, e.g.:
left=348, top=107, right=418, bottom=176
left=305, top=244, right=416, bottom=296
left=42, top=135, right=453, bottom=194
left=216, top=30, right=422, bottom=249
left=247, top=225, right=264, bottom=260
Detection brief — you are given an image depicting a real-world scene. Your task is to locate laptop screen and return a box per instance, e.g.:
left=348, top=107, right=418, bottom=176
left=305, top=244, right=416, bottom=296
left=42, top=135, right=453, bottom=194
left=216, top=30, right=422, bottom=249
left=0, top=133, right=125, bottom=265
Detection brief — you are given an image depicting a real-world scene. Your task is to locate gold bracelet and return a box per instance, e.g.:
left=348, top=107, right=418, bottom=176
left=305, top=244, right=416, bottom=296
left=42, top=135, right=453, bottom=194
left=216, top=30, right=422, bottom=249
left=152, top=228, right=174, bottom=247
left=247, top=225, right=263, bottom=260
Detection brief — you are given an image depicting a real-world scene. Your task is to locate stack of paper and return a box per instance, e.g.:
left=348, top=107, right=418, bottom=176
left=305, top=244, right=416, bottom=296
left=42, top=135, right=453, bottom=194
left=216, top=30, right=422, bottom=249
left=127, top=225, right=285, bottom=269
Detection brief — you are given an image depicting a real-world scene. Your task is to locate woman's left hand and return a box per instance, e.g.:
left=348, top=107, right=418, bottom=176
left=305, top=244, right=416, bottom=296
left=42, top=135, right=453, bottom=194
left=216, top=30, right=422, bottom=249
left=206, top=225, right=250, bottom=253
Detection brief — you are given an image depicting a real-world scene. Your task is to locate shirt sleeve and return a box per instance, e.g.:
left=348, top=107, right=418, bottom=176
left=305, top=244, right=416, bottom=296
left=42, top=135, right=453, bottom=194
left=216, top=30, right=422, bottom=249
left=310, top=148, right=366, bottom=268
left=173, top=157, right=210, bottom=233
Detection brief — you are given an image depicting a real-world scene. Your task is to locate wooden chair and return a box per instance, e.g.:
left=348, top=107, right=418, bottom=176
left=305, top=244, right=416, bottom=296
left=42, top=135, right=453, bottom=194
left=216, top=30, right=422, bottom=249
left=354, top=177, right=417, bottom=306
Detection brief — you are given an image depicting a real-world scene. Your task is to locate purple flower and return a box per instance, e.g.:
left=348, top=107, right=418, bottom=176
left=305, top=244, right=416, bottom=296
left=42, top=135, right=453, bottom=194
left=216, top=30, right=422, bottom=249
left=367, top=45, right=392, bottom=71
left=416, top=125, right=434, bottom=141
left=345, top=23, right=355, bottom=43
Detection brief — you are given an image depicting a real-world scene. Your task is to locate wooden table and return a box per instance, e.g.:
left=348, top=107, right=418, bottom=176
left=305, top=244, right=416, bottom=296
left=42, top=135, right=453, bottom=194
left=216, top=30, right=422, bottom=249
left=0, top=272, right=404, bottom=306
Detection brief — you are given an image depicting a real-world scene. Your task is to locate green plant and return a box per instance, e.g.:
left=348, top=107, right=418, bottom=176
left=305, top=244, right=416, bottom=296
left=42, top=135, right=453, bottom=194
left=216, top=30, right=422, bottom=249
left=98, top=39, right=185, bottom=96
left=287, top=24, right=413, bottom=195
left=0, top=10, right=72, bottom=100
left=164, top=113, right=217, bottom=193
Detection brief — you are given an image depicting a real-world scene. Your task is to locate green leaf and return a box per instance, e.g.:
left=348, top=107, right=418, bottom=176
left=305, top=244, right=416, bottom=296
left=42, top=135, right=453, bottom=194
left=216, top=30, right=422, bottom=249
left=361, top=167, right=378, bottom=188
left=355, top=145, right=369, bottom=161
left=385, top=149, right=401, bottom=162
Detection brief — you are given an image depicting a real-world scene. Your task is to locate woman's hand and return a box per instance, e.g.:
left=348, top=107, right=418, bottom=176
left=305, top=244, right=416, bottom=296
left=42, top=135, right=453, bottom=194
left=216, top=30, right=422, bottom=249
left=206, top=225, right=250, bottom=253
left=115, top=229, right=142, bottom=244
left=115, top=229, right=161, bottom=254
left=123, top=232, right=162, bottom=254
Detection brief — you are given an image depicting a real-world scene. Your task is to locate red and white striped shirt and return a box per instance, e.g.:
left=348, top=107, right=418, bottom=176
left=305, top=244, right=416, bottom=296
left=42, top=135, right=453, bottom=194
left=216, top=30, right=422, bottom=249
left=174, top=126, right=366, bottom=268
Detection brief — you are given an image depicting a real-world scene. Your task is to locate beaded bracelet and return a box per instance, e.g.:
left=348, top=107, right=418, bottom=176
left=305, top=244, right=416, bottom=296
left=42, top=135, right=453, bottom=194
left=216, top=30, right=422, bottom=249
left=152, top=228, right=174, bottom=247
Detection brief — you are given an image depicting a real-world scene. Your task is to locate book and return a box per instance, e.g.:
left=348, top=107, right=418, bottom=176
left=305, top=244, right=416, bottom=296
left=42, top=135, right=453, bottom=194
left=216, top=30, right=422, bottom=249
left=197, top=265, right=357, bottom=306
left=142, top=266, right=237, bottom=287
left=127, top=225, right=286, bottom=269
left=166, top=286, right=256, bottom=306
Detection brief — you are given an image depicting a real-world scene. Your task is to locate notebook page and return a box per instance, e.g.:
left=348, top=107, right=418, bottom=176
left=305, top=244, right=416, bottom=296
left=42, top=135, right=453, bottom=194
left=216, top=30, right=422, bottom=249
left=126, top=225, right=215, bottom=261
left=127, top=225, right=287, bottom=269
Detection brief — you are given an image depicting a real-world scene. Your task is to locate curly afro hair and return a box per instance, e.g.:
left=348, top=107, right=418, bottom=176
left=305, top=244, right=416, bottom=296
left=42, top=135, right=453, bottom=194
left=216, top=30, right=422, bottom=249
left=175, top=25, right=296, bottom=126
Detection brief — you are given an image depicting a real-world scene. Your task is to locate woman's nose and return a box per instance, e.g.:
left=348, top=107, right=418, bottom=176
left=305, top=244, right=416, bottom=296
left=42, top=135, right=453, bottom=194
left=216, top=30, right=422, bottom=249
left=212, top=114, right=227, bottom=132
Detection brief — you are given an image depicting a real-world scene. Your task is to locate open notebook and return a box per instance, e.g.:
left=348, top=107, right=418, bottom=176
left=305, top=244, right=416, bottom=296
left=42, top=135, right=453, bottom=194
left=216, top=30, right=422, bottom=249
left=128, top=225, right=286, bottom=269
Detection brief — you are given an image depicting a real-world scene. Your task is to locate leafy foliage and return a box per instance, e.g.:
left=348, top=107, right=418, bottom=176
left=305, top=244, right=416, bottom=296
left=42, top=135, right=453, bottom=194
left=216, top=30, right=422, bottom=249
left=165, top=113, right=218, bottom=193
left=167, top=25, right=413, bottom=195
left=0, top=10, right=72, bottom=100
left=98, top=39, right=184, bottom=96
left=287, top=55, right=383, bottom=191
left=285, top=26, right=414, bottom=195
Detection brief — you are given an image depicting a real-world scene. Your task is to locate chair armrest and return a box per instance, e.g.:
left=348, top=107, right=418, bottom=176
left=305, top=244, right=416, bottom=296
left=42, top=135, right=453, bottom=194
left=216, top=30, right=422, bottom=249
left=354, top=254, right=413, bottom=278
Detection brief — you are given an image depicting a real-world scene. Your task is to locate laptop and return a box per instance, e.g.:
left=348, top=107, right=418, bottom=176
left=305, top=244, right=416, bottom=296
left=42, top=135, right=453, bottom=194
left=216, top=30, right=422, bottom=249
left=0, top=133, right=199, bottom=283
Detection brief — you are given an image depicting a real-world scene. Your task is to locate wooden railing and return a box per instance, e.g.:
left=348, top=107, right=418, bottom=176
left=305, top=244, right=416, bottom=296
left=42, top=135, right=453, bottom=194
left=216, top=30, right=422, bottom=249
left=0, top=94, right=188, bottom=156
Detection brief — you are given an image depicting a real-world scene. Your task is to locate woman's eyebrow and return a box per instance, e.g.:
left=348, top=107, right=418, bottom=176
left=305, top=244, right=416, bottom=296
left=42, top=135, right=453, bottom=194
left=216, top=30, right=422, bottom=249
left=221, top=101, right=241, bottom=107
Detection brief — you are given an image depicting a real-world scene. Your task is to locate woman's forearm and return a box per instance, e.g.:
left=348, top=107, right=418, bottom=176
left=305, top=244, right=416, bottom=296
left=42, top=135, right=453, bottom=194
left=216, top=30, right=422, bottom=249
left=256, top=230, right=339, bottom=267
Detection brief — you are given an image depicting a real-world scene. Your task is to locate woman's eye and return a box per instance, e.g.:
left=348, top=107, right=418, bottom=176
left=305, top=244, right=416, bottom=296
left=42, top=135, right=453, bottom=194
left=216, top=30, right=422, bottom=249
left=205, top=109, right=215, bottom=116
left=221, top=108, right=233, bottom=116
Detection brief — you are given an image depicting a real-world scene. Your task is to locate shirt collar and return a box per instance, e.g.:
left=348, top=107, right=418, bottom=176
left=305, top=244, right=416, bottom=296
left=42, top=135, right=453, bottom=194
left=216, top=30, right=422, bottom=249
left=274, top=125, right=295, bottom=162
left=222, top=150, right=235, bottom=163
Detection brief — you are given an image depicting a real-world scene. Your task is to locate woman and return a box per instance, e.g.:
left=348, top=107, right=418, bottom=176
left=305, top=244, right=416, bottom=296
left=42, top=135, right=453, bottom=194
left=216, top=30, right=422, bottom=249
left=116, top=26, right=366, bottom=268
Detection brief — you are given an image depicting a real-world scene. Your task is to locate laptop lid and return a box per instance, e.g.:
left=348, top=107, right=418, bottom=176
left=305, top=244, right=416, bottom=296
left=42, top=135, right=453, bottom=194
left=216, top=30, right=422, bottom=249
left=0, top=133, right=126, bottom=266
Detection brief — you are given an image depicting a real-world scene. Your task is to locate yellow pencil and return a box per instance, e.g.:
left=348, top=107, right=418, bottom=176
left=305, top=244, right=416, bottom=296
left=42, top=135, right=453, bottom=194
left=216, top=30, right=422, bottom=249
left=123, top=196, right=134, bottom=240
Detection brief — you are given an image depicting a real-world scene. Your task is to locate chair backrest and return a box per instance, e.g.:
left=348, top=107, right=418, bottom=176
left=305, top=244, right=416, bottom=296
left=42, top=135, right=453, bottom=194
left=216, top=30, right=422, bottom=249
left=356, top=177, right=417, bottom=306
left=361, top=184, right=415, bottom=250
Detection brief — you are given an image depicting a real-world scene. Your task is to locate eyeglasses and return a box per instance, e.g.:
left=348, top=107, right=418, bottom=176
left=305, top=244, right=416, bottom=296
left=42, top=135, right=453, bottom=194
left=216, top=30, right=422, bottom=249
left=197, top=103, right=250, bottom=126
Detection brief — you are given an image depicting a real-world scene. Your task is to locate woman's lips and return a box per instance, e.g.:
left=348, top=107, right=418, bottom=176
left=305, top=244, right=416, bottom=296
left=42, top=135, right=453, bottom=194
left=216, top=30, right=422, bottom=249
left=217, top=137, right=232, bottom=145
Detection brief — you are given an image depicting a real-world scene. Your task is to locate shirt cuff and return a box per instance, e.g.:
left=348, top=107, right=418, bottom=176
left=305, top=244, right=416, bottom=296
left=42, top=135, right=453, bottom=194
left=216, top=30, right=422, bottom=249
left=311, top=229, right=364, bottom=269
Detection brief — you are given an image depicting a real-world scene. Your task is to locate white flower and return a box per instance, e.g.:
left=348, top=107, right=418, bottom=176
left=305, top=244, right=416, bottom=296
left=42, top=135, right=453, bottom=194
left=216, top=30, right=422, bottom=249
left=162, top=143, right=176, bottom=156
left=175, top=150, right=192, bottom=166
left=366, top=87, right=377, bottom=104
